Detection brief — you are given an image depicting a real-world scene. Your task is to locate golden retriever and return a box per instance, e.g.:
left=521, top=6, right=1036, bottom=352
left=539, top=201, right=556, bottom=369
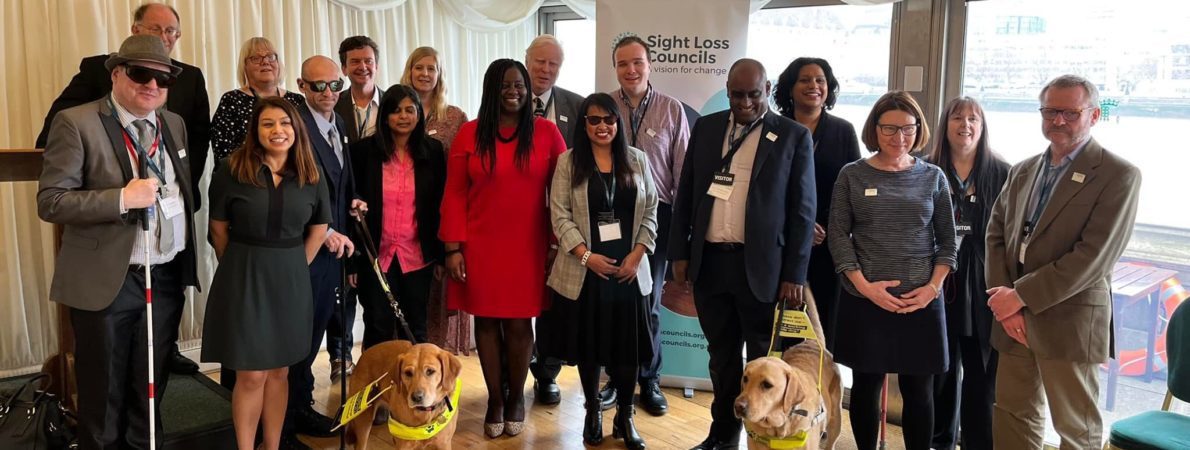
left=348, top=341, right=462, bottom=450
left=734, top=294, right=842, bottom=450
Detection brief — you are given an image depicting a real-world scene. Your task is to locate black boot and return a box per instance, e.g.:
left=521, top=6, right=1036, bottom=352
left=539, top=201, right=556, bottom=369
left=583, top=406, right=603, bottom=446
left=612, top=405, right=646, bottom=450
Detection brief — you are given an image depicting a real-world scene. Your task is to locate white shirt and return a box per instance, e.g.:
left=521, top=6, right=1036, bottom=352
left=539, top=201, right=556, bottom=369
left=706, top=112, right=764, bottom=244
left=112, top=96, right=186, bottom=265
left=352, top=86, right=381, bottom=139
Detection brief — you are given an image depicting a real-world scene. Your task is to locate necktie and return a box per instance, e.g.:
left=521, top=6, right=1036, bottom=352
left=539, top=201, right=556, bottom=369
left=133, top=119, right=174, bottom=252
left=534, top=97, right=546, bottom=118
left=328, top=127, right=344, bottom=168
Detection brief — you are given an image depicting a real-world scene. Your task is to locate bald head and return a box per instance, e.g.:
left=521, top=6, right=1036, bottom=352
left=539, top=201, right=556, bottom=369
left=299, top=55, right=344, bottom=116
left=726, top=59, right=771, bottom=124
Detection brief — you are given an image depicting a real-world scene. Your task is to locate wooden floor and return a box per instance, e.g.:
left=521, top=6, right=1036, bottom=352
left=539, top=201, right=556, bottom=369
left=203, top=347, right=905, bottom=449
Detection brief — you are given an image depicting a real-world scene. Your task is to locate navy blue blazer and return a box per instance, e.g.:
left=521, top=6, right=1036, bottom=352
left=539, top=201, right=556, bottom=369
left=298, top=103, right=356, bottom=273
left=669, top=110, right=816, bottom=302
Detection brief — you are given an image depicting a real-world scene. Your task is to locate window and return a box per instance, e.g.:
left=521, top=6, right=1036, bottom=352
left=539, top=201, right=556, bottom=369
left=963, top=0, right=1190, bottom=441
left=748, top=3, right=894, bottom=128
left=554, top=18, right=597, bottom=95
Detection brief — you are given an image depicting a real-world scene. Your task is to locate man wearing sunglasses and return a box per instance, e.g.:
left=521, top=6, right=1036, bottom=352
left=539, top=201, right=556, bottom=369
left=38, top=34, right=199, bottom=450
left=284, top=55, right=367, bottom=442
left=35, top=2, right=210, bottom=377
left=985, top=74, right=1141, bottom=450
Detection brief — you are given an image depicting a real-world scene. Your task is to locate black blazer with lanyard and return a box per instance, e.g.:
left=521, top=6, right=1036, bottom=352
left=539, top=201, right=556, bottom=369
left=349, top=134, right=447, bottom=265
left=670, top=110, right=816, bottom=302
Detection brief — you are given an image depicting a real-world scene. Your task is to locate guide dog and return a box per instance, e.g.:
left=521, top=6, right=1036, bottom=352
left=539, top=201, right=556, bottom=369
left=733, top=293, right=842, bottom=450
left=348, top=341, right=462, bottom=450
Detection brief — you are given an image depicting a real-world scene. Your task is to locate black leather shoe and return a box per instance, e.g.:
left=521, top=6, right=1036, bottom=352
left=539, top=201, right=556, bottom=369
left=612, top=405, right=646, bottom=450
left=582, top=407, right=603, bottom=445
left=598, top=382, right=617, bottom=411
left=638, top=381, right=668, bottom=416
left=168, top=347, right=199, bottom=374
left=534, top=379, right=561, bottom=405
left=689, top=435, right=738, bottom=450
left=290, top=406, right=336, bottom=438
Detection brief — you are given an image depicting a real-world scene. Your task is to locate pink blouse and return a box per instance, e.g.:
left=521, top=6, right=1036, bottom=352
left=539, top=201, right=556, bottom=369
left=379, top=155, right=427, bottom=274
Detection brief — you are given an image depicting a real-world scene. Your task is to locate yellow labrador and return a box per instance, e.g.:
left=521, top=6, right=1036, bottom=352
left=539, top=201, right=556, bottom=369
left=348, top=341, right=462, bottom=450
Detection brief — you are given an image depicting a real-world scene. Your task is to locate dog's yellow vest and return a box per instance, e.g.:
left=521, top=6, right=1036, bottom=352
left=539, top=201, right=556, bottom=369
left=387, top=378, right=462, bottom=441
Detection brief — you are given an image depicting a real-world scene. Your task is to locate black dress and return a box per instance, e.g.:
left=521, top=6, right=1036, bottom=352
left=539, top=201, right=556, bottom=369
left=202, top=164, right=332, bottom=370
left=210, top=90, right=306, bottom=160
left=539, top=171, right=654, bottom=367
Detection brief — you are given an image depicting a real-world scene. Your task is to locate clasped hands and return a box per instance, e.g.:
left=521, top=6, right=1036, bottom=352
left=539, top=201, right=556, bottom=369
left=857, top=279, right=937, bottom=314
left=585, top=249, right=644, bottom=283
left=987, top=286, right=1028, bottom=347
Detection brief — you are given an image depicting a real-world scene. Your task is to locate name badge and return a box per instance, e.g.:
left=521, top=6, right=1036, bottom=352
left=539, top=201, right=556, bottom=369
left=646, top=128, right=657, bottom=138
left=559, top=115, right=569, bottom=123
left=1019, top=242, right=1028, bottom=264
left=955, top=221, right=973, bottom=236
left=766, top=131, right=778, bottom=142
left=177, top=148, right=187, bottom=159
left=1072, top=172, right=1085, bottom=183
left=708, top=172, right=735, bottom=200
left=864, top=188, right=878, bottom=197
left=598, top=220, right=622, bottom=242
left=428, top=129, right=439, bottom=136
left=160, top=195, right=184, bottom=219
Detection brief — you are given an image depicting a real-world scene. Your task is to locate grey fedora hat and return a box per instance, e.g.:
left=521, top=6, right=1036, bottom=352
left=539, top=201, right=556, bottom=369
left=105, top=35, right=183, bottom=76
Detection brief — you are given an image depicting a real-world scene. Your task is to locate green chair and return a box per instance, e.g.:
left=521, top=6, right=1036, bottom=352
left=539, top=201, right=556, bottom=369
left=1105, top=298, right=1190, bottom=449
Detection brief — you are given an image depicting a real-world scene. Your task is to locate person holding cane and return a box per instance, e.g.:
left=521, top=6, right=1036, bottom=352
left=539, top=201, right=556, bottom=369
left=37, top=35, right=199, bottom=450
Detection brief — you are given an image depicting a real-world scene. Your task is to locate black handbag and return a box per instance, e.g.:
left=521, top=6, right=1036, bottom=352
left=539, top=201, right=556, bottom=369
left=0, top=374, right=76, bottom=449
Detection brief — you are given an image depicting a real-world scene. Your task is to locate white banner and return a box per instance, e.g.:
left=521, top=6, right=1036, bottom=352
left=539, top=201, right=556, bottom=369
left=596, top=0, right=753, bottom=391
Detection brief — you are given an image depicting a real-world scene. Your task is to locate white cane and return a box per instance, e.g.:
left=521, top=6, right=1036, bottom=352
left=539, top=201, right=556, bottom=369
left=143, top=206, right=158, bottom=450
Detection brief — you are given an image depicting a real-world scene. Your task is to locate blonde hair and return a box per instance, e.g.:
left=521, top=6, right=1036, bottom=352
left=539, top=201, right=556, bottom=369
left=237, top=37, right=284, bottom=88
left=400, top=46, right=447, bottom=122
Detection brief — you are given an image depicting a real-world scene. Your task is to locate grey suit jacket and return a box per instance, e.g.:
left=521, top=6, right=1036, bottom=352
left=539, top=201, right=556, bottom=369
left=334, top=86, right=385, bottom=144
left=547, top=146, right=659, bottom=300
left=551, top=86, right=586, bottom=148
left=985, top=138, right=1141, bottom=363
left=38, top=98, right=198, bottom=311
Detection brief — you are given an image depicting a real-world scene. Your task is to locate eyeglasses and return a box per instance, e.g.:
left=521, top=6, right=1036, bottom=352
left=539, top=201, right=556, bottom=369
left=136, top=24, right=180, bottom=38
left=123, top=65, right=177, bottom=88
left=1039, top=107, right=1089, bottom=121
left=247, top=53, right=278, bottom=65
left=300, top=78, right=344, bottom=93
left=877, top=124, right=919, bottom=136
left=585, top=115, right=617, bottom=126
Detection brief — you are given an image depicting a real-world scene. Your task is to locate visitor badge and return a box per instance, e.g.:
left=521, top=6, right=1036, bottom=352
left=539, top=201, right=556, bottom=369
left=1072, top=172, right=1085, bottom=183
left=1019, top=242, right=1028, bottom=264
left=559, top=115, right=569, bottom=123
left=864, top=188, right=877, bottom=197
left=160, top=195, right=184, bottom=219
left=598, top=220, right=622, bottom=242
left=646, top=128, right=657, bottom=138
left=955, top=219, right=973, bottom=236
left=177, top=149, right=187, bottom=159
left=708, top=172, right=735, bottom=200
left=428, top=129, right=438, bottom=136
left=766, top=131, right=778, bottom=142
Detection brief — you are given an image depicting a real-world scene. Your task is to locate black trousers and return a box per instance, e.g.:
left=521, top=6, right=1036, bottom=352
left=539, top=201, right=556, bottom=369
left=932, top=335, right=998, bottom=450
left=692, top=246, right=776, bottom=442
left=287, top=259, right=342, bottom=410
left=72, top=261, right=184, bottom=450
left=851, top=372, right=935, bottom=450
left=805, top=245, right=841, bottom=350
left=325, top=289, right=356, bottom=361
left=357, top=256, right=433, bottom=349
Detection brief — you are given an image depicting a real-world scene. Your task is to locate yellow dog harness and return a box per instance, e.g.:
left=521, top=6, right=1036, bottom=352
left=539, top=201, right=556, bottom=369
left=750, top=300, right=828, bottom=448
left=387, top=378, right=462, bottom=441
left=743, top=399, right=827, bottom=448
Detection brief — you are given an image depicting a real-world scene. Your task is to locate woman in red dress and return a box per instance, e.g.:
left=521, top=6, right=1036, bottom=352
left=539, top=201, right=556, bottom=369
left=440, top=58, right=566, bottom=438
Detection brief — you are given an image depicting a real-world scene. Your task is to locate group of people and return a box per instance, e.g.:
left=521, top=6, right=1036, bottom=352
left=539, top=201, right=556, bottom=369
left=34, top=3, right=1141, bottom=450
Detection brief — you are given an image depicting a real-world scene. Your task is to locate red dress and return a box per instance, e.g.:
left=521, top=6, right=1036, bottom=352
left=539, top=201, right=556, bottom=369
left=440, top=118, right=566, bottom=318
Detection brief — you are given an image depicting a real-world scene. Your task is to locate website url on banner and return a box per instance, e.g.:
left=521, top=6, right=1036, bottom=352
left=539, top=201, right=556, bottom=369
left=660, top=340, right=707, bottom=351
left=660, top=330, right=706, bottom=340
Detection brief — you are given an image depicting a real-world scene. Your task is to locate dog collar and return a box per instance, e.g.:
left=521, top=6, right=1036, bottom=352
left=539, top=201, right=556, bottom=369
left=744, top=397, right=827, bottom=449
left=387, top=378, right=462, bottom=441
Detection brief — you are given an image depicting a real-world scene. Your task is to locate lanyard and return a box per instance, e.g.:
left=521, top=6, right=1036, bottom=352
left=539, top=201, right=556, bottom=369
left=595, top=166, right=616, bottom=212
left=720, top=116, right=763, bottom=171
left=619, top=87, right=652, bottom=147
left=355, top=100, right=373, bottom=138
left=1025, top=152, right=1068, bottom=234
left=248, top=86, right=280, bottom=99
left=950, top=167, right=971, bottom=194
left=109, top=97, right=166, bottom=184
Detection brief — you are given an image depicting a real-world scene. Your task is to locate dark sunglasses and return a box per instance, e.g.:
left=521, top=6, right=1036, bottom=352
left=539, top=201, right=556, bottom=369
left=301, top=78, right=344, bottom=93
left=585, top=115, right=617, bottom=126
left=124, top=65, right=177, bottom=88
